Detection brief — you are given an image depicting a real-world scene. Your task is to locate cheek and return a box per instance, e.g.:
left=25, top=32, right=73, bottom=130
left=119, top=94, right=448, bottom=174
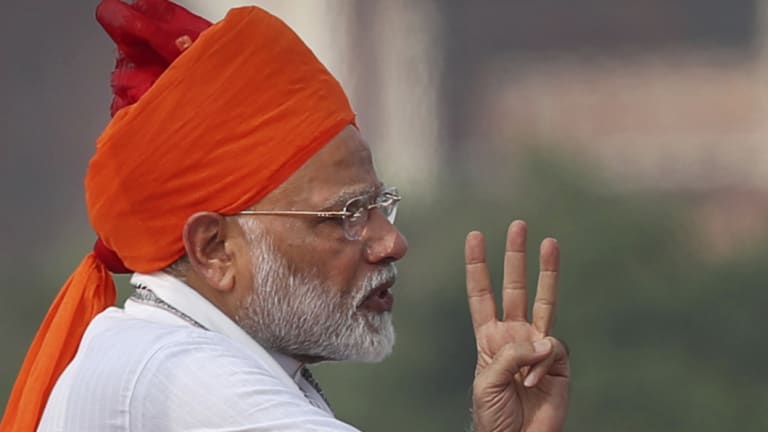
left=301, top=237, right=366, bottom=296
left=232, top=246, right=256, bottom=312
left=273, top=221, right=367, bottom=295
left=320, top=243, right=364, bottom=292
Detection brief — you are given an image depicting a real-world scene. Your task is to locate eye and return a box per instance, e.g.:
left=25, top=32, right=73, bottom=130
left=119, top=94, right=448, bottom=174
left=344, top=196, right=368, bottom=222
left=320, top=217, right=344, bottom=225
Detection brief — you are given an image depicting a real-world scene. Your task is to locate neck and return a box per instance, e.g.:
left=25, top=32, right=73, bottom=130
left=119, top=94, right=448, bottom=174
left=178, top=271, right=241, bottom=322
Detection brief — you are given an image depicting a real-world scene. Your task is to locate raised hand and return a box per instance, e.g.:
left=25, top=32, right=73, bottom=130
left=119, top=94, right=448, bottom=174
left=466, top=220, right=570, bottom=432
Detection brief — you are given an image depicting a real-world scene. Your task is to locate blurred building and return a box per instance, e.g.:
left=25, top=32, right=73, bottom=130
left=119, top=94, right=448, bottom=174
left=445, top=1, right=764, bottom=190
left=435, top=0, right=766, bottom=258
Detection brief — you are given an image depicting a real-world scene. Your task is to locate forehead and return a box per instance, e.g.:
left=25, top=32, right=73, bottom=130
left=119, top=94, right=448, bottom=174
left=266, top=125, right=380, bottom=207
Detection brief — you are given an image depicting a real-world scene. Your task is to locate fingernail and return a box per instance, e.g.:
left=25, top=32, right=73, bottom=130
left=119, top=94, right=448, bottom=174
left=523, top=372, right=537, bottom=387
left=533, top=339, right=551, bottom=353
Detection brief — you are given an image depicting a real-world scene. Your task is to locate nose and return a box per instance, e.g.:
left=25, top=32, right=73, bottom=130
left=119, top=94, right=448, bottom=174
left=363, top=209, right=408, bottom=263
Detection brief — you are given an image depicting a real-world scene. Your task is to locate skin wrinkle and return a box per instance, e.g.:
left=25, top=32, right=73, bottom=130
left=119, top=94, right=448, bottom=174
left=234, top=216, right=397, bottom=363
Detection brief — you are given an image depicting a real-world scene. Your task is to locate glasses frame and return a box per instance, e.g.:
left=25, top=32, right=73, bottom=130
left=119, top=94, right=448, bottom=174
left=235, top=186, right=401, bottom=240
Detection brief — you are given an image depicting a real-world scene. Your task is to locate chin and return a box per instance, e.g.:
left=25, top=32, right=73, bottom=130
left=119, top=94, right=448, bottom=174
left=361, top=350, right=393, bottom=363
left=345, top=322, right=396, bottom=363
left=300, top=338, right=394, bottom=364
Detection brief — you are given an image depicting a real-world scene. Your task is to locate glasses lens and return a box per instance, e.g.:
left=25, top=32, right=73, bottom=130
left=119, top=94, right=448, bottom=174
left=379, top=188, right=400, bottom=224
left=342, top=188, right=400, bottom=240
left=378, top=195, right=397, bottom=223
left=343, top=196, right=368, bottom=239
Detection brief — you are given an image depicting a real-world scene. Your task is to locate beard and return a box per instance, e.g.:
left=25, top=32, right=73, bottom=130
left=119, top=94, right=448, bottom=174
left=234, top=217, right=397, bottom=363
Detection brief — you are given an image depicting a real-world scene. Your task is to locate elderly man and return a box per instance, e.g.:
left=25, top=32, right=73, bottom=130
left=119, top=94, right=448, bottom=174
left=1, top=1, right=569, bottom=431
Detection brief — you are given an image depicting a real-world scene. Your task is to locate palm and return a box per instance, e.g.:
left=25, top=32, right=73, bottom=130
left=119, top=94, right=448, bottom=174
left=475, top=321, right=541, bottom=370
left=465, top=221, right=569, bottom=432
left=477, top=321, right=569, bottom=431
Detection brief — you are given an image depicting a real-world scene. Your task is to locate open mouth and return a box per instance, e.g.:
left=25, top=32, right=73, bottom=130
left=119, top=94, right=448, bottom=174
left=359, top=278, right=395, bottom=313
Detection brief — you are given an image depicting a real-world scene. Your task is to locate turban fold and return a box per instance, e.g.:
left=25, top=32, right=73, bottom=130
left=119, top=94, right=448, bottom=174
left=1, top=3, right=355, bottom=431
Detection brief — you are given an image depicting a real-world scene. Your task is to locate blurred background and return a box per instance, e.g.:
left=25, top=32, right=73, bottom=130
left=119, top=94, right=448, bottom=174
left=2, top=1, right=768, bottom=430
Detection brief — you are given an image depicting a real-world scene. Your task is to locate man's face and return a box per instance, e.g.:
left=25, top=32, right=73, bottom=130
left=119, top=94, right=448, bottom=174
left=233, top=126, right=409, bottom=362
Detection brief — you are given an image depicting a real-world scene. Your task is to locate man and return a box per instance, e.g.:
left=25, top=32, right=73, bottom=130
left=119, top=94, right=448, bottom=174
left=1, top=1, right=569, bottom=431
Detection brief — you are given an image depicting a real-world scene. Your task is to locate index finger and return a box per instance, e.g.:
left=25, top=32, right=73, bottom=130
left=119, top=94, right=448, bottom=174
left=465, top=231, right=497, bottom=332
left=532, top=238, right=560, bottom=335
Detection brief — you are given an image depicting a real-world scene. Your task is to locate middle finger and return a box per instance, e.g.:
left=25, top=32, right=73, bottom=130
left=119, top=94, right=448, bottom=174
left=502, top=220, right=528, bottom=322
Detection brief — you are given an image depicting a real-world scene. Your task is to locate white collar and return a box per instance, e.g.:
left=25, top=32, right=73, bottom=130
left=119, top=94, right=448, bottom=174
left=129, top=272, right=304, bottom=382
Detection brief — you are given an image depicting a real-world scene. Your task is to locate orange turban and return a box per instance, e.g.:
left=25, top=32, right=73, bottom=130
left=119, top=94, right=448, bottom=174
left=2, top=6, right=355, bottom=431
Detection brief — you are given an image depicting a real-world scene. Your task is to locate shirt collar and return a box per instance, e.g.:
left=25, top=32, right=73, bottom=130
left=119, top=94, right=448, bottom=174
left=129, top=272, right=304, bottom=381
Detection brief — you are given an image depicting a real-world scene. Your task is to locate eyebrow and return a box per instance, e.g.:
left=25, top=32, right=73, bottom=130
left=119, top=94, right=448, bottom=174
left=321, top=182, right=383, bottom=210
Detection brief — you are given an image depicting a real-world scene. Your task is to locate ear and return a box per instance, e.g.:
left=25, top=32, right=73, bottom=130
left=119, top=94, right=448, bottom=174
left=182, top=211, right=238, bottom=293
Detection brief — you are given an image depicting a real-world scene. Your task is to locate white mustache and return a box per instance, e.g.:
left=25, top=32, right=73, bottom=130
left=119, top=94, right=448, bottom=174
left=354, top=264, right=398, bottom=306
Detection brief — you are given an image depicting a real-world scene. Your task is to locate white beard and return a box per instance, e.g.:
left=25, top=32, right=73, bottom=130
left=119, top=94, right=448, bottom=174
left=234, top=217, right=396, bottom=362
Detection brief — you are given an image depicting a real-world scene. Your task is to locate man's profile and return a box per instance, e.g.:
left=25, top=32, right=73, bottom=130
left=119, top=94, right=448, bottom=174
left=1, top=1, right=569, bottom=431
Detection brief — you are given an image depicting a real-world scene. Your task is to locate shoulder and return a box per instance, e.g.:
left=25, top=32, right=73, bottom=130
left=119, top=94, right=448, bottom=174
left=135, top=325, right=276, bottom=377
left=45, top=309, right=361, bottom=431
left=129, top=329, right=359, bottom=431
left=40, top=312, right=243, bottom=430
left=131, top=328, right=292, bottom=403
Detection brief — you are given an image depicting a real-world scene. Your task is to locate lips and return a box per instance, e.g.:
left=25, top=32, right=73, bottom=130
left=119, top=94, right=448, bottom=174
left=359, top=278, right=395, bottom=313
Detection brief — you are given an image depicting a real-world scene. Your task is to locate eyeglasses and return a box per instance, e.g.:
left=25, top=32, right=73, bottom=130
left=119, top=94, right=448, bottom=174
left=236, top=186, right=401, bottom=240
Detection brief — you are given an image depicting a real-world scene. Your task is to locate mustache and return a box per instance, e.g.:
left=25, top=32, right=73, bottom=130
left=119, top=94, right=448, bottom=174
left=354, top=264, right=398, bottom=305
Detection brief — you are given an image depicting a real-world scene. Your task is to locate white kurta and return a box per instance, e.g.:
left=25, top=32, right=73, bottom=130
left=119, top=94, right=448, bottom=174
left=38, top=272, right=361, bottom=431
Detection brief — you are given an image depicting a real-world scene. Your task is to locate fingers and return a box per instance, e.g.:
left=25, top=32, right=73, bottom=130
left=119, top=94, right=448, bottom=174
left=502, top=220, right=528, bottom=321
left=532, top=238, right=560, bottom=335
left=475, top=339, right=553, bottom=389
left=465, top=231, right=497, bottom=332
left=467, top=224, right=560, bottom=334
left=523, top=337, right=570, bottom=387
